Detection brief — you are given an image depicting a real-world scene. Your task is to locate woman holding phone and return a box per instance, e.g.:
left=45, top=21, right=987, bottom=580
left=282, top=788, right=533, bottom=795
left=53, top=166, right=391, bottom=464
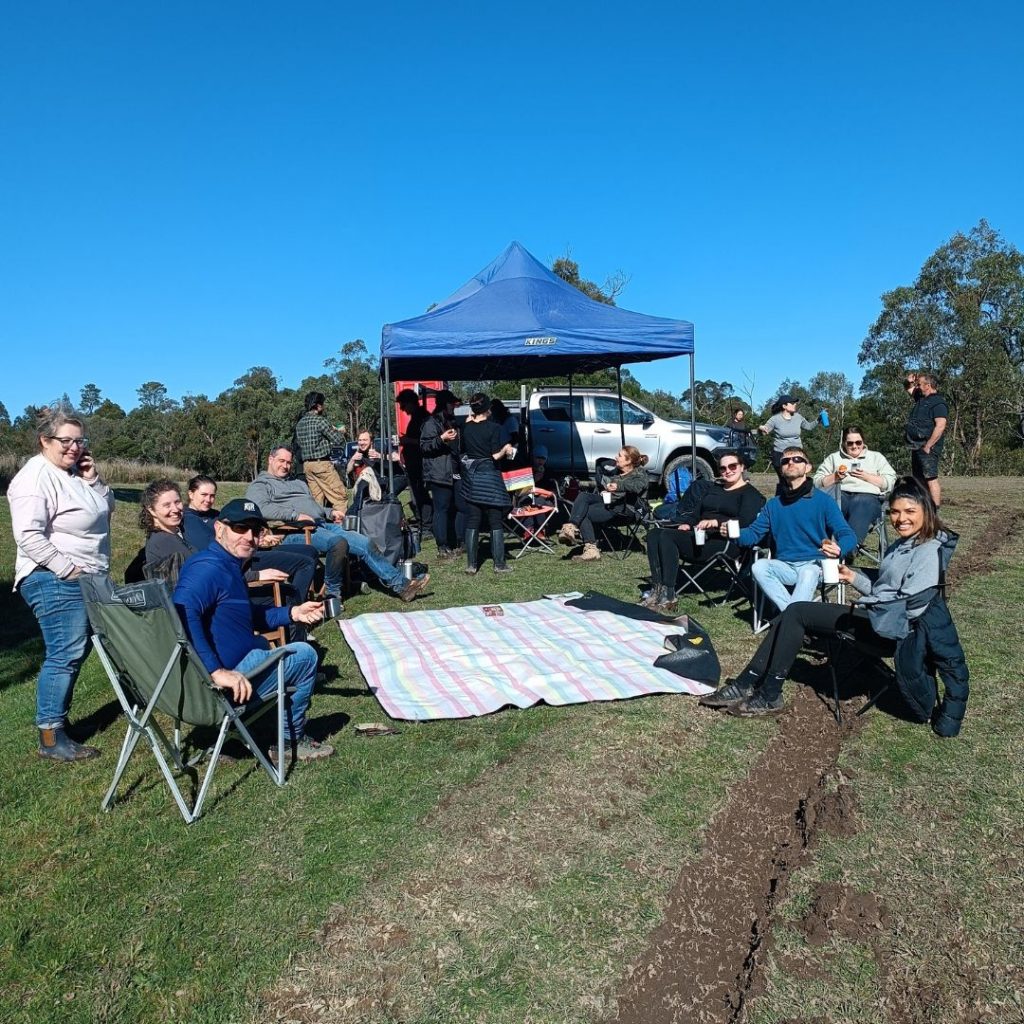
left=8, top=408, right=114, bottom=760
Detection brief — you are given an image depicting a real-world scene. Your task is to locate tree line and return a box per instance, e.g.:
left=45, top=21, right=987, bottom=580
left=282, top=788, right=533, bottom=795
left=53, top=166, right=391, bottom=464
left=1, top=224, right=1020, bottom=481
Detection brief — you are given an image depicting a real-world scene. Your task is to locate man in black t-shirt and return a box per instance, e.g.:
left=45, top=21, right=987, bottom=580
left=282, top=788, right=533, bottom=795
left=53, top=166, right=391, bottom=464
left=904, top=371, right=948, bottom=506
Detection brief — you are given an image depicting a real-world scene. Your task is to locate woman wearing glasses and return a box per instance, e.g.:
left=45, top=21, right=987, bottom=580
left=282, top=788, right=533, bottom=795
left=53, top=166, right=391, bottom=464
left=813, top=426, right=897, bottom=544
left=641, top=452, right=765, bottom=614
left=8, top=408, right=114, bottom=760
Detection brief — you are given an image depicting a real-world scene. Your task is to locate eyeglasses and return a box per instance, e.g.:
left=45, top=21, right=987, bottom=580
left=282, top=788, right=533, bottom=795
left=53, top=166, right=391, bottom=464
left=50, top=436, right=88, bottom=448
left=844, top=440, right=865, bottom=448
left=779, top=456, right=808, bottom=466
left=227, top=523, right=261, bottom=535
left=719, top=462, right=741, bottom=471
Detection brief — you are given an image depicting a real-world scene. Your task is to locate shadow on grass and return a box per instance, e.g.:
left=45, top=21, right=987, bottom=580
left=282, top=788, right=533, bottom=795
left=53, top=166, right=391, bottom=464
left=791, top=657, right=924, bottom=725
left=0, top=579, right=39, bottom=655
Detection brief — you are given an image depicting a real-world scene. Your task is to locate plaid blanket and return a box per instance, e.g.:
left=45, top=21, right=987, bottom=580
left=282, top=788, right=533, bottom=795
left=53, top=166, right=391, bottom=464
left=338, top=598, right=715, bottom=721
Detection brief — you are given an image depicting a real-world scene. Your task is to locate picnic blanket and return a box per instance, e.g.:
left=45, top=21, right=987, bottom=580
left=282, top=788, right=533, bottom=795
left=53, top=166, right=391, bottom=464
left=338, top=597, right=716, bottom=721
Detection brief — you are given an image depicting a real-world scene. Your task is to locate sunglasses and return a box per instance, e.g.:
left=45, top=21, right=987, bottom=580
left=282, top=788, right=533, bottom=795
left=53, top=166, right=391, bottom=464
left=779, top=456, right=808, bottom=466
left=844, top=440, right=865, bottom=448
left=227, top=523, right=262, bottom=535
left=719, top=462, right=741, bottom=471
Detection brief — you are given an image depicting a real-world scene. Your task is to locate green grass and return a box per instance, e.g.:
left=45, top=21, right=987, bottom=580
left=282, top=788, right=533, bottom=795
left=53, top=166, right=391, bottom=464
left=1, top=477, right=1020, bottom=1023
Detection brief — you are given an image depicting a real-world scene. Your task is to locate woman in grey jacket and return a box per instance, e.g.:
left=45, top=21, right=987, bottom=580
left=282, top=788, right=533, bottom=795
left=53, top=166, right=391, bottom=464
left=700, top=476, right=967, bottom=720
left=557, top=446, right=650, bottom=562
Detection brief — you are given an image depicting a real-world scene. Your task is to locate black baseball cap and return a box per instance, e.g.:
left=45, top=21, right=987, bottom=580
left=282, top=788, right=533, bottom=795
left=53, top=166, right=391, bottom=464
left=217, top=498, right=267, bottom=528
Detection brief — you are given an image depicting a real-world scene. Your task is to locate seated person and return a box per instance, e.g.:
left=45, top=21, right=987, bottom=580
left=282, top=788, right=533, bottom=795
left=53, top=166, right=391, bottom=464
left=140, top=479, right=197, bottom=585
left=557, top=446, right=649, bottom=563
left=739, top=446, right=857, bottom=614
left=700, top=477, right=968, bottom=725
left=173, top=498, right=334, bottom=761
left=529, top=444, right=559, bottom=494
left=246, top=445, right=428, bottom=602
left=813, top=425, right=897, bottom=544
left=183, top=475, right=320, bottom=602
left=346, top=430, right=406, bottom=500
left=643, top=452, right=765, bottom=614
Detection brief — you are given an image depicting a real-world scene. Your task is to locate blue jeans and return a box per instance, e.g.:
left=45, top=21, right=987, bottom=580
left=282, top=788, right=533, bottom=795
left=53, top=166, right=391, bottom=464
left=285, top=523, right=406, bottom=595
left=233, top=642, right=318, bottom=742
left=752, top=558, right=821, bottom=615
left=19, top=571, right=91, bottom=728
left=840, top=492, right=883, bottom=545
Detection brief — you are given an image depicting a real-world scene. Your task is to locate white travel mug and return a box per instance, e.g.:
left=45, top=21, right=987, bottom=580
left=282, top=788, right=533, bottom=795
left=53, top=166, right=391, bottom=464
left=821, top=558, right=840, bottom=584
left=694, top=527, right=707, bottom=545
left=601, top=491, right=612, bottom=505
left=726, top=519, right=740, bottom=539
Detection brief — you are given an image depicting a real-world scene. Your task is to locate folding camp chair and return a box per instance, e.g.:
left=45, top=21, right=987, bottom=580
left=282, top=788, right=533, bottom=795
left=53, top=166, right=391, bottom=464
left=506, top=487, right=558, bottom=557
left=597, top=492, right=655, bottom=559
left=81, top=575, right=293, bottom=824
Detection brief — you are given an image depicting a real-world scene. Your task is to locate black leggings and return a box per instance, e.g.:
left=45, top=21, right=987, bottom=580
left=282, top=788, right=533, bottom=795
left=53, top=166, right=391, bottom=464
left=466, top=503, right=504, bottom=531
left=742, top=601, right=879, bottom=697
left=646, top=528, right=732, bottom=588
left=570, top=492, right=616, bottom=543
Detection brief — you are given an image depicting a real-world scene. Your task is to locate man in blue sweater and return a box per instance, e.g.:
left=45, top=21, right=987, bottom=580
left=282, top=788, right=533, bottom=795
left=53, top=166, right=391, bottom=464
left=173, top=498, right=334, bottom=762
left=740, top=446, right=857, bottom=615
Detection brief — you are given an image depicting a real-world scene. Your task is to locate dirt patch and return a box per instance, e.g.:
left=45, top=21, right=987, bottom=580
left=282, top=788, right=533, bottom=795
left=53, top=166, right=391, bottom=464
left=607, top=687, right=851, bottom=1024
left=795, top=880, right=889, bottom=947
left=945, top=508, right=1024, bottom=586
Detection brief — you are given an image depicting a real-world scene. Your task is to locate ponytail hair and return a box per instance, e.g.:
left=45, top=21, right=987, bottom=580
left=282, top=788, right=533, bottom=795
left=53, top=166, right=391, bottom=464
left=621, top=445, right=648, bottom=470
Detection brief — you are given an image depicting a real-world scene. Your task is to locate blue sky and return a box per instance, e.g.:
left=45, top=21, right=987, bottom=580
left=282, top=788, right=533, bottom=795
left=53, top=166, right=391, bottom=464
left=2, top=1, right=1022, bottom=421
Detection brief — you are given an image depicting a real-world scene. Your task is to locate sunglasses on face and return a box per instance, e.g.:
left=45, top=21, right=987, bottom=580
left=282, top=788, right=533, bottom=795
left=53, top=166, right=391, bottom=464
left=780, top=456, right=808, bottom=466
left=227, top=523, right=261, bottom=536
left=845, top=440, right=865, bottom=448
left=719, top=462, right=741, bottom=471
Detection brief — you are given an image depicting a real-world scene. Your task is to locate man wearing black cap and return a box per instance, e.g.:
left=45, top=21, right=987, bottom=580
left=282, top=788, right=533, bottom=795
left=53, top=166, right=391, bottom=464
left=173, top=499, right=334, bottom=761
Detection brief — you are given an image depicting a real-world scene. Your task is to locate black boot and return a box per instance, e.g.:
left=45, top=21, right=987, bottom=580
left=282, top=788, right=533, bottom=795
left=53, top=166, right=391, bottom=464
left=464, top=529, right=480, bottom=575
left=38, top=727, right=100, bottom=761
left=491, top=529, right=513, bottom=574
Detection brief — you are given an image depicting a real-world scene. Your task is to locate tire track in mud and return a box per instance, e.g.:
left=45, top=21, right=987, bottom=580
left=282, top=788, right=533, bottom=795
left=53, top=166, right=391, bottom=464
left=608, top=507, right=1021, bottom=1024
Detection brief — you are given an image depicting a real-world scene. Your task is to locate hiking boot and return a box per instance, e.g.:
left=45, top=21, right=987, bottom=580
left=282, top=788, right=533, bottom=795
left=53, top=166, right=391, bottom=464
left=654, top=595, right=679, bottom=615
left=558, top=523, right=581, bottom=546
left=464, top=565, right=479, bottom=575
left=640, top=585, right=666, bottom=609
left=494, top=564, right=514, bottom=574
left=270, top=737, right=336, bottom=763
left=436, top=547, right=456, bottom=561
left=572, top=543, right=601, bottom=562
left=38, top=727, right=100, bottom=762
left=730, top=691, right=788, bottom=717
left=400, top=574, right=430, bottom=602
left=699, top=678, right=756, bottom=709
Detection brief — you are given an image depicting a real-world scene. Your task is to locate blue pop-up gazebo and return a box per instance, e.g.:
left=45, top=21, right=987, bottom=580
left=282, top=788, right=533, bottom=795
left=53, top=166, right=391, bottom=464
left=379, top=241, right=697, bottom=474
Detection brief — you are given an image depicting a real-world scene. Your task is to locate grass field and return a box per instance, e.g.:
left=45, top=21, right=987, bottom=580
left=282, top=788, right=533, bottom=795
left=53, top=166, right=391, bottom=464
left=1, top=477, right=1021, bottom=1024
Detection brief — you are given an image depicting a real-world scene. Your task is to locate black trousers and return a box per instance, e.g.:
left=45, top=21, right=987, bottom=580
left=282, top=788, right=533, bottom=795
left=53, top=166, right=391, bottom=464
left=743, top=601, right=879, bottom=699
left=466, top=503, right=504, bottom=531
left=646, top=528, right=731, bottom=588
left=570, top=492, right=616, bottom=543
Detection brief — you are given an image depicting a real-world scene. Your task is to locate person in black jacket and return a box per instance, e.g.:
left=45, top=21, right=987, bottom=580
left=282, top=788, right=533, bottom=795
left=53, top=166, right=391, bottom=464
left=419, top=390, right=462, bottom=558
left=461, top=392, right=515, bottom=574
left=642, top=452, right=765, bottom=613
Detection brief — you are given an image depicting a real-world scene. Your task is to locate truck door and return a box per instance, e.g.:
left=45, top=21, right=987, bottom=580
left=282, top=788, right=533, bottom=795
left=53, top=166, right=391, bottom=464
left=531, top=395, right=586, bottom=475
left=589, top=396, right=661, bottom=469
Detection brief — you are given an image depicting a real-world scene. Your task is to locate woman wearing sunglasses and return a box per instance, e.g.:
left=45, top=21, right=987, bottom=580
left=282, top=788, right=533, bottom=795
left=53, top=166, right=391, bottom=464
left=641, top=452, right=765, bottom=613
left=8, top=408, right=114, bottom=760
left=813, top=425, right=897, bottom=544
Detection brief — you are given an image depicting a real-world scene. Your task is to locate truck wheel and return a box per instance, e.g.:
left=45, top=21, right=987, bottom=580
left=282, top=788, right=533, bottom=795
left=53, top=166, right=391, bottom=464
left=663, top=453, right=714, bottom=489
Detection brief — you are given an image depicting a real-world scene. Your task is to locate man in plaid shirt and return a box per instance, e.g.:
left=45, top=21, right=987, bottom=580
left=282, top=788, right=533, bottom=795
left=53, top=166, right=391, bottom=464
left=295, top=391, right=348, bottom=514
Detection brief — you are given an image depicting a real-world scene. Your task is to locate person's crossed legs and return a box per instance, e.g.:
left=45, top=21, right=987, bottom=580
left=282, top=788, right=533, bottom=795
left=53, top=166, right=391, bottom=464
left=751, top=557, right=821, bottom=615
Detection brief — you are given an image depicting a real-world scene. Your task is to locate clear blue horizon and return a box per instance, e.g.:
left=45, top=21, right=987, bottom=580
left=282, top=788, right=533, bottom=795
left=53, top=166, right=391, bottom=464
left=2, top=1, right=1022, bottom=421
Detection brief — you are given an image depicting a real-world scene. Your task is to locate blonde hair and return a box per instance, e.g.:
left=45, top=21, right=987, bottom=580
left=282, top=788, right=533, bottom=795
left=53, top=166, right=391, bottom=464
left=35, top=406, right=84, bottom=447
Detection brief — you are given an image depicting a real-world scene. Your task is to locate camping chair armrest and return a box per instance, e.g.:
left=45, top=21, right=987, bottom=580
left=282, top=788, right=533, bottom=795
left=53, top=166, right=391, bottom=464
left=241, top=646, right=293, bottom=678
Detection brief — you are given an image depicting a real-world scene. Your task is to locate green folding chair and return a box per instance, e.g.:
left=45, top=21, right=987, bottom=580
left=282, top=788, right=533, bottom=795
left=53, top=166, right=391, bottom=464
left=80, top=575, right=292, bottom=824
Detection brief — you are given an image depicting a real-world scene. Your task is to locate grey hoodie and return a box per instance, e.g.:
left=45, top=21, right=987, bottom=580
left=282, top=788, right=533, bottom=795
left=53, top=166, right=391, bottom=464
left=245, top=472, right=328, bottom=523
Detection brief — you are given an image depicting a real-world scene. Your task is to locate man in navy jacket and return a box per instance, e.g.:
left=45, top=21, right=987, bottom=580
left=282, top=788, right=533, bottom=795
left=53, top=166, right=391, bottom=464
left=740, top=446, right=857, bottom=615
left=173, top=499, right=334, bottom=761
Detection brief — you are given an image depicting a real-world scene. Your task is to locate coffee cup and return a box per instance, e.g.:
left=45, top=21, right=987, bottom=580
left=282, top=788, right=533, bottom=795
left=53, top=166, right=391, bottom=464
left=508, top=445, right=518, bottom=460
left=402, top=558, right=416, bottom=580
left=323, top=595, right=343, bottom=620
left=601, top=491, right=612, bottom=505
left=694, top=527, right=707, bottom=545
left=726, top=519, right=740, bottom=539
left=821, top=558, right=840, bottom=585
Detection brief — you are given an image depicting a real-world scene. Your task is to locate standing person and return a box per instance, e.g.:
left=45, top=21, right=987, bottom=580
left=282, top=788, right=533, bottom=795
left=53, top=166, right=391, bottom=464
left=741, top=446, right=857, bottom=615
left=813, top=426, right=897, bottom=544
left=460, top=392, right=516, bottom=575
left=490, top=398, right=520, bottom=461
left=905, top=371, right=948, bottom=507
left=642, top=452, right=765, bottom=614
left=173, top=499, right=334, bottom=762
left=8, top=409, right=114, bottom=760
left=397, top=389, right=432, bottom=532
left=557, top=446, right=650, bottom=562
left=420, top=390, right=462, bottom=559
left=700, top=477, right=968, bottom=723
left=758, top=395, right=818, bottom=483
left=294, top=391, right=348, bottom=514
left=726, top=408, right=753, bottom=446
